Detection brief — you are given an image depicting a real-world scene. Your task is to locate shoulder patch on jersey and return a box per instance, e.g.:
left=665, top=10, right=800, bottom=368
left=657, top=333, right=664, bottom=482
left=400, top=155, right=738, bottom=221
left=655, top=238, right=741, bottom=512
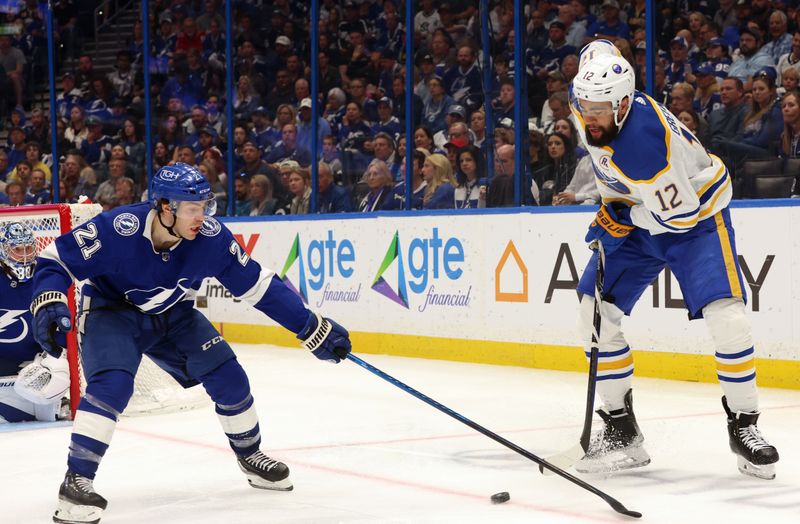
left=113, top=213, right=140, bottom=236
left=199, top=217, right=221, bottom=237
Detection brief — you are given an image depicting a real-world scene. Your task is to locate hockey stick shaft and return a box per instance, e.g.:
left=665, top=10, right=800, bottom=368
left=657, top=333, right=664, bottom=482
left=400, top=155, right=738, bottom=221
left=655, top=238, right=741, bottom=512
left=540, top=240, right=604, bottom=473
left=345, top=353, right=641, bottom=518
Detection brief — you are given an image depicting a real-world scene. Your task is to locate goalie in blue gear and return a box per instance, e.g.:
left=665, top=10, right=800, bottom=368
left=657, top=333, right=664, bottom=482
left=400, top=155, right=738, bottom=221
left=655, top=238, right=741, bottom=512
left=0, top=222, right=70, bottom=424
left=31, top=163, right=352, bottom=524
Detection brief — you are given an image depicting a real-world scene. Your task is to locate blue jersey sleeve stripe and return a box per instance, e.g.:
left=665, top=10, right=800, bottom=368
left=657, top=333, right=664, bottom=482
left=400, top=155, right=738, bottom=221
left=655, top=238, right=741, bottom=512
left=699, top=168, right=730, bottom=206
left=652, top=212, right=696, bottom=231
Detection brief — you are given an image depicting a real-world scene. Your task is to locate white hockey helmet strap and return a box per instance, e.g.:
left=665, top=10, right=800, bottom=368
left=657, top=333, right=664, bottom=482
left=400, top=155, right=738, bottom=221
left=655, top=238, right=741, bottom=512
left=572, top=54, right=635, bottom=128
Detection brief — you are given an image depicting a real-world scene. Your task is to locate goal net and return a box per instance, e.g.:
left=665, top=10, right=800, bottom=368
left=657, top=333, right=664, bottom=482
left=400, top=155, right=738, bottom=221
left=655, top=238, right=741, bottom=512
left=0, top=203, right=208, bottom=417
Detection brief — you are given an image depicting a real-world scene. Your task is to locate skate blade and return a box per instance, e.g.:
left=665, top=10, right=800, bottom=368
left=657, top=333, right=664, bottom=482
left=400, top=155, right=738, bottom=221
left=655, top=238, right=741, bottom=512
left=737, top=457, right=776, bottom=480
left=244, top=474, right=294, bottom=491
left=53, top=498, right=103, bottom=524
left=575, top=446, right=651, bottom=474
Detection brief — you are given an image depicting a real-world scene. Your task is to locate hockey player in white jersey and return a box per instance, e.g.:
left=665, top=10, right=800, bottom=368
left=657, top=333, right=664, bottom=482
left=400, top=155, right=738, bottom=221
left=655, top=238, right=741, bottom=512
left=569, top=54, right=779, bottom=479
left=31, top=163, right=352, bottom=523
left=0, top=223, right=70, bottom=423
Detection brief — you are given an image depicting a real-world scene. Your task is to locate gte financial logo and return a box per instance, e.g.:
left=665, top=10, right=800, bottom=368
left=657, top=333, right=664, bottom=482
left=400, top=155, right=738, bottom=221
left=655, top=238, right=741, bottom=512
left=372, top=228, right=471, bottom=312
left=280, top=231, right=361, bottom=308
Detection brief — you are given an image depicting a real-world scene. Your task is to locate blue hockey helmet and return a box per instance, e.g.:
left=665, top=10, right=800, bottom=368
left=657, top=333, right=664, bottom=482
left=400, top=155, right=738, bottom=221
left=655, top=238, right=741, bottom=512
left=150, top=162, right=217, bottom=217
left=0, top=222, right=37, bottom=282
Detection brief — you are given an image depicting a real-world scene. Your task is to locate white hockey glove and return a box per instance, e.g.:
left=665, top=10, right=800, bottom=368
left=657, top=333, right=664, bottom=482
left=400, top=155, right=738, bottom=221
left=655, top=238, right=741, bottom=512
left=14, top=352, right=70, bottom=405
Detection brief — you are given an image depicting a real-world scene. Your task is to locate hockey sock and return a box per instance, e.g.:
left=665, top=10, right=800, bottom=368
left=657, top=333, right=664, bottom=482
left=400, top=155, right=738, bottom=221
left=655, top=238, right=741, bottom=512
left=68, top=370, right=134, bottom=479
left=579, top=296, right=633, bottom=412
left=201, top=359, right=262, bottom=457
left=703, top=298, right=758, bottom=412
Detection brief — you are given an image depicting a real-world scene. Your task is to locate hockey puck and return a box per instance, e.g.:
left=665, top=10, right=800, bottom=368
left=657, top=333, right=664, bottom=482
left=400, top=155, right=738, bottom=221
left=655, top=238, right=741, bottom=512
left=490, top=492, right=510, bottom=504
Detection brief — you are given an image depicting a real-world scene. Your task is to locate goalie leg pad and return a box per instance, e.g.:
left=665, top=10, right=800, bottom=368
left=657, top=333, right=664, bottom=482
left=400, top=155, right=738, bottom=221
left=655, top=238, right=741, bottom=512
left=0, top=375, right=61, bottom=422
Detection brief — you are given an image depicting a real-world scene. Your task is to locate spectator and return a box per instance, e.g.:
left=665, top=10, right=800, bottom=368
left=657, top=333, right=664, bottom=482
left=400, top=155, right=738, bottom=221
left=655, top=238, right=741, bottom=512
left=693, top=64, right=723, bottom=120
left=0, top=35, right=25, bottom=109
left=317, top=48, right=343, bottom=99
left=540, top=72, right=569, bottom=130
left=173, top=145, right=196, bottom=167
left=677, top=109, right=704, bottom=144
left=553, top=117, right=585, bottom=158
left=107, top=51, right=135, bottom=102
left=65, top=105, right=88, bottom=148
left=248, top=174, right=277, bottom=216
left=0, top=150, right=10, bottom=182
left=666, top=36, right=696, bottom=87
left=413, top=125, right=435, bottom=154
left=321, top=135, right=343, bottom=176
left=159, top=58, right=205, bottom=111
left=80, top=116, right=113, bottom=166
left=153, top=141, right=171, bottom=172
left=533, top=21, right=577, bottom=82
left=433, top=105, right=468, bottom=150
left=324, top=87, right=347, bottom=138
left=776, top=31, right=800, bottom=86
left=559, top=3, right=587, bottom=48
left=553, top=154, right=601, bottom=205
left=586, top=0, right=630, bottom=42
left=561, top=54, right=580, bottom=83
left=542, top=91, right=571, bottom=134
left=175, top=17, right=203, bottom=55
left=414, top=0, right=442, bottom=41
left=95, top=158, right=133, bottom=210
left=73, top=53, right=95, bottom=92
left=383, top=148, right=427, bottom=210
left=26, top=167, right=53, bottom=205
left=340, top=28, right=372, bottom=85
left=422, top=76, right=455, bottom=134
left=714, top=0, right=738, bottom=31
left=358, top=158, right=394, bottom=211
left=317, top=161, right=352, bottom=213
left=414, top=53, right=437, bottom=105
left=338, top=102, right=372, bottom=155
left=56, top=72, right=82, bottom=121
left=20, top=142, right=51, bottom=184
left=266, top=123, right=311, bottom=168
left=370, top=132, right=399, bottom=180
left=494, top=76, right=515, bottom=125
left=4, top=181, right=24, bottom=206
left=780, top=67, right=800, bottom=96
left=265, top=69, right=295, bottom=114
left=454, top=145, right=486, bottom=209
left=762, top=11, right=792, bottom=65
left=112, top=177, right=137, bottom=209
left=488, top=144, right=518, bottom=207
left=26, top=108, right=50, bottom=153
left=780, top=91, right=800, bottom=158
left=233, top=74, right=261, bottom=122
left=288, top=166, right=311, bottom=214
left=232, top=173, right=252, bottom=216
left=469, top=109, right=487, bottom=150
left=535, top=132, right=577, bottom=206
left=372, top=97, right=403, bottom=141
left=443, top=45, right=482, bottom=107
left=6, top=127, right=26, bottom=170
left=119, top=118, right=146, bottom=173
left=9, top=160, right=32, bottom=190
left=297, top=98, right=333, bottom=154
left=268, top=104, right=298, bottom=150
left=62, top=151, right=97, bottom=199
left=421, top=153, right=455, bottom=209
left=728, top=27, right=774, bottom=87
left=197, top=159, right=227, bottom=215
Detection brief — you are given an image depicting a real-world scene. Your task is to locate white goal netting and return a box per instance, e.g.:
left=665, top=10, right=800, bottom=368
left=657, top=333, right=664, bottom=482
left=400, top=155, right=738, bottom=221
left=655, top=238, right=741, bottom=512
left=0, top=203, right=208, bottom=417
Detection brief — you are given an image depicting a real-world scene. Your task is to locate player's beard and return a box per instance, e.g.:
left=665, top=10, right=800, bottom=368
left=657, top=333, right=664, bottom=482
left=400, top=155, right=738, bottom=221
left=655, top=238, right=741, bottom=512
left=585, top=122, right=619, bottom=147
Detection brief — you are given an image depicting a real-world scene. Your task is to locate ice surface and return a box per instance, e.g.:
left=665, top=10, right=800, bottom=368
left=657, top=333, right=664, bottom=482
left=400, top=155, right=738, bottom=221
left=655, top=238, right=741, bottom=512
left=2, top=344, right=798, bottom=523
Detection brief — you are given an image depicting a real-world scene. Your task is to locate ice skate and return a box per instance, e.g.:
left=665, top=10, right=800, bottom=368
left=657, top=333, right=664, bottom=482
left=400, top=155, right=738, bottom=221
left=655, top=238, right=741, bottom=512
left=52, top=471, right=107, bottom=524
left=722, top=397, right=779, bottom=480
left=237, top=450, right=293, bottom=491
left=576, top=389, right=651, bottom=473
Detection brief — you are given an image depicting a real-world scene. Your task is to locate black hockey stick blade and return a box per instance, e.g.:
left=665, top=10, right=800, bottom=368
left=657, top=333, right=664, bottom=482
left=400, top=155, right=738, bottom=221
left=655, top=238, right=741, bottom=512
left=345, top=353, right=641, bottom=519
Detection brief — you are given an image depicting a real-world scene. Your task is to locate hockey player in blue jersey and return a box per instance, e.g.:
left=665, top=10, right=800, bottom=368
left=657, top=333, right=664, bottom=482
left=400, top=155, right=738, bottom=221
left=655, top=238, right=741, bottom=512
left=31, top=163, right=352, bottom=524
left=569, top=54, right=779, bottom=479
left=0, top=223, right=70, bottom=423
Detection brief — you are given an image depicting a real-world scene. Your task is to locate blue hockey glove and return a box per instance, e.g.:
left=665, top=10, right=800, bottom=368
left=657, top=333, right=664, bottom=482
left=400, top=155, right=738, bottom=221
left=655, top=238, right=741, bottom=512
left=31, top=292, right=73, bottom=358
left=297, top=312, right=352, bottom=363
left=585, top=203, right=634, bottom=256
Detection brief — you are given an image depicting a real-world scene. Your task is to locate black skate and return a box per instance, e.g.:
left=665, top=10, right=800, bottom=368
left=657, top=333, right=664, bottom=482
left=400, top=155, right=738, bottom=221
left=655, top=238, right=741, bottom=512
left=722, top=396, right=779, bottom=480
left=576, top=389, right=651, bottom=473
left=52, top=471, right=107, bottom=524
left=237, top=450, right=293, bottom=491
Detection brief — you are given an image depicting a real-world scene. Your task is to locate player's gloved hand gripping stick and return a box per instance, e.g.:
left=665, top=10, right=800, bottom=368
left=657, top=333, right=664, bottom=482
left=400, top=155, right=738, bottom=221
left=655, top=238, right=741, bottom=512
left=585, top=204, right=633, bottom=256
left=539, top=239, right=606, bottom=475
left=30, top=291, right=73, bottom=358
left=298, top=312, right=351, bottom=363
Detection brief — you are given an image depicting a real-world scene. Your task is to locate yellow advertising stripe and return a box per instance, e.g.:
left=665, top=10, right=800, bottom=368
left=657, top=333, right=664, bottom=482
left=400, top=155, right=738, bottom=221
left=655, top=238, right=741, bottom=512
left=597, top=355, right=634, bottom=372
left=715, top=359, right=755, bottom=373
left=212, top=323, right=800, bottom=390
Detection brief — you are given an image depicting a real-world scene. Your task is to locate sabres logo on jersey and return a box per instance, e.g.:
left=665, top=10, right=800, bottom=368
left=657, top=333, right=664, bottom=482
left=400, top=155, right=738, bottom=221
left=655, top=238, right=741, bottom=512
left=593, top=156, right=632, bottom=195
left=0, top=309, right=29, bottom=344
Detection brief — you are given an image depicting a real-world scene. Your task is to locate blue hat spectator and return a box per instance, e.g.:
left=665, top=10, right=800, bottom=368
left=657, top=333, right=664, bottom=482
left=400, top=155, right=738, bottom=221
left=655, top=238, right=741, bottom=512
left=670, top=36, right=688, bottom=49
left=448, top=105, right=466, bottom=119
left=377, top=96, right=393, bottom=109
left=755, top=66, right=777, bottom=81
left=695, top=63, right=716, bottom=76
left=707, top=37, right=726, bottom=49
left=252, top=106, right=269, bottom=117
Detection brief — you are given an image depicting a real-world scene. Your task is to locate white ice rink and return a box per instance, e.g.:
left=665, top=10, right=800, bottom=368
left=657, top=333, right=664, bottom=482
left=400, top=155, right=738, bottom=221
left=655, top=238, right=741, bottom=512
left=2, top=343, right=799, bottom=524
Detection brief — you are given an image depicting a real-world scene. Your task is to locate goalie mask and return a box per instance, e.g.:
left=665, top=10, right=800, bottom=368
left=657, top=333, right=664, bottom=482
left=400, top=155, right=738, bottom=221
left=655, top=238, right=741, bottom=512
left=0, top=222, right=37, bottom=282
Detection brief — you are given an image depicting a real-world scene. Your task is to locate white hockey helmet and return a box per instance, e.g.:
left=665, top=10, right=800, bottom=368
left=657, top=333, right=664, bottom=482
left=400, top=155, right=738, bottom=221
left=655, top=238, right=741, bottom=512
left=578, top=39, right=621, bottom=71
left=571, top=54, right=635, bottom=128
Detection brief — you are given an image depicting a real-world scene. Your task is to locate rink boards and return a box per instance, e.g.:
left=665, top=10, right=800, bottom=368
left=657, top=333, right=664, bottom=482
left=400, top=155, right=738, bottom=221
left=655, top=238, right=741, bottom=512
left=200, top=201, right=800, bottom=389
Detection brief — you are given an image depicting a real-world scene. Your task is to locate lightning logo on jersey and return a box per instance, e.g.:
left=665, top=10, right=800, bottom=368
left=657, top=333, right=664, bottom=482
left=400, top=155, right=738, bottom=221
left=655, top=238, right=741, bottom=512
left=0, top=309, right=28, bottom=344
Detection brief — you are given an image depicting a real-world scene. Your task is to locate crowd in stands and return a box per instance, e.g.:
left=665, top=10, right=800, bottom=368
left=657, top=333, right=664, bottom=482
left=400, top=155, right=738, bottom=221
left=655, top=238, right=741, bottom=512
left=3, top=0, right=800, bottom=213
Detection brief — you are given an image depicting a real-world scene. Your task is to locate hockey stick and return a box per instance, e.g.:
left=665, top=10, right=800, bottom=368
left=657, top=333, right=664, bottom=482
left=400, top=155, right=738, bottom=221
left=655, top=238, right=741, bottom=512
left=539, top=239, right=605, bottom=474
left=345, top=352, right=641, bottom=518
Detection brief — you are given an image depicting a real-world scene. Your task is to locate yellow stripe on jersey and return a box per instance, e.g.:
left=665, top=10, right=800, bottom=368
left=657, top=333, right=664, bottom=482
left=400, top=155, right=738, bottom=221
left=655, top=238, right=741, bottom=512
left=714, top=212, right=743, bottom=298
left=699, top=177, right=732, bottom=219
left=696, top=158, right=726, bottom=197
